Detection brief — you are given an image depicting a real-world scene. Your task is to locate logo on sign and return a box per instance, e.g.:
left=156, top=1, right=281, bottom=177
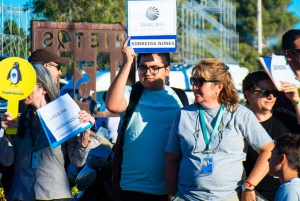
left=7, top=62, right=22, bottom=85
left=146, top=7, right=159, bottom=21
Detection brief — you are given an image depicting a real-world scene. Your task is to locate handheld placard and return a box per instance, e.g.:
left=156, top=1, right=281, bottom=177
left=0, top=57, right=36, bottom=134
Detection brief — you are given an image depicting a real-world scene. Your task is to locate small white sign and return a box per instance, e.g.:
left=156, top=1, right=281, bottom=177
left=259, top=53, right=300, bottom=91
left=37, top=94, right=92, bottom=148
left=128, top=0, right=176, bottom=36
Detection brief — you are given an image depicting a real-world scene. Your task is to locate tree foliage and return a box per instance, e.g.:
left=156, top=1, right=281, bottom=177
left=23, top=0, right=126, bottom=77
left=4, top=20, right=26, bottom=36
left=24, top=0, right=126, bottom=24
left=23, top=0, right=300, bottom=71
left=233, top=0, right=300, bottom=70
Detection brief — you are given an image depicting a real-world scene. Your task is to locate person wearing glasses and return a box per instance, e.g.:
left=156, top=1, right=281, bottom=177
left=274, top=29, right=300, bottom=113
left=105, top=37, right=185, bottom=201
left=0, top=63, right=100, bottom=201
left=0, top=48, right=70, bottom=196
left=166, top=59, right=274, bottom=201
left=28, top=48, right=70, bottom=84
left=242, top=70, right=300, bottom=201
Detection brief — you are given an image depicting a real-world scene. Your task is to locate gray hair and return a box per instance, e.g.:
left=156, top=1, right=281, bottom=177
left=30, top=62, right=58, bottom=102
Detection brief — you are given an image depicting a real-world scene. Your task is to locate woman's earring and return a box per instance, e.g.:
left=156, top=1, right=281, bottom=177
left=212, top=92, right=218, bottom=100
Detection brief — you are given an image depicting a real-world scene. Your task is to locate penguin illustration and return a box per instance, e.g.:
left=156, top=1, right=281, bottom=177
left=7, top=62, right=22, bottom=85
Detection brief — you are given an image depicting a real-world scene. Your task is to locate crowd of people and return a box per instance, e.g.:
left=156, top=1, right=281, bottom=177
left=0, top=29, right=300, bottom=201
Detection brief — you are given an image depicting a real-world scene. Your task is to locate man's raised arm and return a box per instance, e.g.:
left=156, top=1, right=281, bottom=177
left=106, top=37, right=136, bottom=114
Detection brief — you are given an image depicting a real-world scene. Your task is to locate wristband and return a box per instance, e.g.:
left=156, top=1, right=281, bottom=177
left=241, top=185, right=255, bottom=192
left=245, top=181, right=256, bottom=188
left=292, top=100, right=300, bottom=106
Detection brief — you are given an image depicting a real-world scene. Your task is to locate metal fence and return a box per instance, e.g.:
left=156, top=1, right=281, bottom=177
left=0, top=3, right=30, bottom=58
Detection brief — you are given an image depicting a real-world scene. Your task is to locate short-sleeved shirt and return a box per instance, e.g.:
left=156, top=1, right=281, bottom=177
left=244, top=108, right=300, bottom=200
left=120, top=85, right=183, bottom=195
left=166, top=104, right=272, bottom=200
left=275, top=178, right=300, bottom=201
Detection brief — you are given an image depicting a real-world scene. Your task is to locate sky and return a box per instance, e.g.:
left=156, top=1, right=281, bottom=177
left=287, top=0, right=300, bottom=28
left=2, top=0, right=300, bottom=28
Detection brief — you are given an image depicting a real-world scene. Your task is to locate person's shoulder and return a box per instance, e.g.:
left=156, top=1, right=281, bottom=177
left=276, top=178, right=300, bottom=199
left=232, top=104, right=252, bottom=115
left=279, top=178, right=300, bottom=189
left=273, top=108, right=297, bottom=118
left=181, top=103, right=197, bottom=110
left=165, top=85, right=176, bottom=93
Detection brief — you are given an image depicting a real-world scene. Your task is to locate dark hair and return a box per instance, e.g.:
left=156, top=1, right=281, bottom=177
left=192, top=58, right=238, bottom=112
left=242, top=71, right=271, bottom=105
left=137, top=53, right=170, bottom=67
left=282, top=29, right=300, bottom=51
left=275, top=134, right=300, bottom=172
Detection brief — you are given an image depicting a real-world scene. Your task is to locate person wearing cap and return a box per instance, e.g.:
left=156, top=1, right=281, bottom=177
left=28, top=48, right=70, bottom=83
left=0, top=62, right=101, bottom=201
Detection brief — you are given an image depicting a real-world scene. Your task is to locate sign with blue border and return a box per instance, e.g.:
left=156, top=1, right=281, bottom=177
left=127, top=0, right=177, bottom=53
left=37, top=94, right=93, bottom=149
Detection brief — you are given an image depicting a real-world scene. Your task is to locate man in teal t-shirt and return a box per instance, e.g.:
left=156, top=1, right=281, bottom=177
left=106, top=38, right=184, bottom=201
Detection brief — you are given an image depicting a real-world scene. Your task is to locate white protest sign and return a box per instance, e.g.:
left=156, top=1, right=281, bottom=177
left=259, top=53, right=300, bottom=91
left=37, top=94, right=92, bottom=148
left=128, top=0, right=176, bottom=36
left=127, top=0, right=177, bottom=53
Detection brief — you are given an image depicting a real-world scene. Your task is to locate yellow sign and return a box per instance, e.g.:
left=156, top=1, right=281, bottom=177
left=0, top=57, right=36, bottom=134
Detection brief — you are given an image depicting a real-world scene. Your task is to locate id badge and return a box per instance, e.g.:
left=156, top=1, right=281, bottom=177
left=200, top=158, right=213, bottom=174
left=30, top=152, right=39, bottom=169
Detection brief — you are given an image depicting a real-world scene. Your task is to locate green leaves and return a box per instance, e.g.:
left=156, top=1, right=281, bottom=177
left=24, top=0, right=126, bottom=24
left=232, top=0, right=300, bottom=70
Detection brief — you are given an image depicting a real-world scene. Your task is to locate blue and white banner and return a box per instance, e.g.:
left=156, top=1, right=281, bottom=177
left=37, top=94, right=92, bottom=149
left=127, top=0, right=177, bottom=53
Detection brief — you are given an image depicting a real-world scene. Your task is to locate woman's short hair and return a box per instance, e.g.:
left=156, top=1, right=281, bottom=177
left=242, top=71, right=271, bottom=105
left=30, top=62, right=58, bottom=102
left=192, top=58, right=238, bottom=111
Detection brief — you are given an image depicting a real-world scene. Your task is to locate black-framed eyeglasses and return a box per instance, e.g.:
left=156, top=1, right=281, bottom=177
left=138, top=66, right=165, bottom=75
left=252, top=89, right=279, bottom=98
left=190, top=77, right=219, bottom=87
left=47, top=62, right=61, bottom=71
left=288, top=49, right=300, bottom=53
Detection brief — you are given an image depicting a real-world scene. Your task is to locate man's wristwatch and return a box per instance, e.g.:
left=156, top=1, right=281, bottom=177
left=241, top=184, right=255, bottom=192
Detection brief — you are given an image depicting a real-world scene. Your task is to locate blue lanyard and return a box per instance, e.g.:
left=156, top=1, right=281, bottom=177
left=199, top=104, right=225, bottom=151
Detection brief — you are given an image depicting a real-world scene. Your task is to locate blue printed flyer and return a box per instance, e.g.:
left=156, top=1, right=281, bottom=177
left=36, top=94, right=93, bottom=149
left=127, top=0, right=177, bottom=53
left=259, top=54, right=300, bottom=91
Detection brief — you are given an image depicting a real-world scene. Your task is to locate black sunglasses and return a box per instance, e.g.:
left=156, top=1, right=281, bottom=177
left=252, top=89, right=279, bottom=98
left=190, top=77, right=219, bottom=87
